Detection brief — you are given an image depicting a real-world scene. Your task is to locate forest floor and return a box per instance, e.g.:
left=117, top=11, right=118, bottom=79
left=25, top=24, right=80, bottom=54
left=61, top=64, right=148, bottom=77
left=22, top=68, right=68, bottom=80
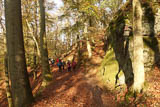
left=0, top=42, right=160, bottom=107
left=1, top=63, right=160, bottom=107
left=31, top=57, right=160, bottom=107
left=31, top=66, right=116, bottom=107
left=31, top=43, right=117, bottom=107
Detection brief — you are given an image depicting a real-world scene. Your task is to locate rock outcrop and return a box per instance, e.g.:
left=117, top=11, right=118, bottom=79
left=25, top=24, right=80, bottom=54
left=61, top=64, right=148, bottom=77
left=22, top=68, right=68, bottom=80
left=100, top=0, right=160, bottom=88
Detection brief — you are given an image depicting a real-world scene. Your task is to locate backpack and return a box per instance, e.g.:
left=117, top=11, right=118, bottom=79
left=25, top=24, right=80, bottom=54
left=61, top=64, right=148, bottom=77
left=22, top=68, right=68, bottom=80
left=57, top=62, right=61, bottom=66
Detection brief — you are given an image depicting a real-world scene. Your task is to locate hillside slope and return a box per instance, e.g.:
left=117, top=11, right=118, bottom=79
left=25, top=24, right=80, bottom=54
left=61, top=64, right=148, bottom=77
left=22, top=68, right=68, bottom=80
left=1, top=27, right=160, bottom=106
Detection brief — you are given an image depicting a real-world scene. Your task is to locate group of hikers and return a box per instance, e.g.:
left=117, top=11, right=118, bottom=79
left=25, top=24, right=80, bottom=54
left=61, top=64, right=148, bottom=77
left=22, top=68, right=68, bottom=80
left=48, top=58, right=77, bottom=72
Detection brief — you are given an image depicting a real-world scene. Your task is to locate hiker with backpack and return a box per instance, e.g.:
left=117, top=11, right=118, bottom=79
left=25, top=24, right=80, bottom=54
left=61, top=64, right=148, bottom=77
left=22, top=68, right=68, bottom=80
left=61, top=60, right=65, bottom=70
left=57, top=58, right=62, bottom=72
left=72, top=60, right=76, bottom=71
left=56, top=58, right=59, bottom=63
left=67, top=60, right=71, bottom=72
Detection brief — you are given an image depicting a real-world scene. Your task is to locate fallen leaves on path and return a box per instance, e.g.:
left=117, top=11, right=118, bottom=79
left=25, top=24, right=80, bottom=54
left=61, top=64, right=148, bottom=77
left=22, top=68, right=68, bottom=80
left=31, top=65, right=117, bottom=107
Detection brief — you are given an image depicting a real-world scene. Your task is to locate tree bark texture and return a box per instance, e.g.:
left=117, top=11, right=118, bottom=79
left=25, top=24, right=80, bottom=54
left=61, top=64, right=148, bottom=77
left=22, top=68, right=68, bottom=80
left=132, top=0, right=145, bottom=93
left=39, top=0, right=51, bottom=85
left=4, top=0, right=34, bottom=106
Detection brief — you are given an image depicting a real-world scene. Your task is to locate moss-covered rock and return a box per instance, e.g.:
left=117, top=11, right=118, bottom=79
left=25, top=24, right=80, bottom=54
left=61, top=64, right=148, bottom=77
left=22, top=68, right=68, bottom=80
left=100, top=0, right=160, bottom=88
left=99, top=48, right=119, bottom=88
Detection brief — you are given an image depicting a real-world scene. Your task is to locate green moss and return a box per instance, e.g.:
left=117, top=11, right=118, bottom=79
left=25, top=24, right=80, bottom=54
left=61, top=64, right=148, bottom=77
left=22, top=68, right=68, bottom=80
left=101, top=0, right=159, bottom=89
left=43, top=73, right=52, bottom=81
left=101, top=49, right=115, bottom=67
left=98, top=49, right=119, bottom=88
left=143, top=36, right=160, bottom=54
left=143, top=81, right=149, bottom=90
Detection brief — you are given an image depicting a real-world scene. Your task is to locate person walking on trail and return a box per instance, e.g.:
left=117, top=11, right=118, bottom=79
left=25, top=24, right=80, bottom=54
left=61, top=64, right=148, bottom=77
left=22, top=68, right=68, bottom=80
left=60, top=59, right=63, bottom=71
left=56, top=58, right=59, bottom=63
left=57, top=59, right=62, bottom=72
left=72, top=60, right=76, bottom=71
left=62, top=60, right=65, bottom=70
left=67, top=60, right=71, bottom=72
left=51, top=59, right=55, bottom=65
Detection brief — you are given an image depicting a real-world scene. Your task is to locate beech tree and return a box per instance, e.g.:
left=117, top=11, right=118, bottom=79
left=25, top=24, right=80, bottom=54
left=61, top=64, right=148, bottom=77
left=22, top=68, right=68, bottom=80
left=39, top=0, right=52, bottom=86
left=132, top=0, right=145, bottom=93
left=4, top=0, right=34, bottom=106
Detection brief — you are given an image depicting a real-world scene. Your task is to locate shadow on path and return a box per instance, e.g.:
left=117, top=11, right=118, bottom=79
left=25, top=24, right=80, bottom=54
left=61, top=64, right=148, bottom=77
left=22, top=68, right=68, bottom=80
left=32, top=65, right=116, bottom=107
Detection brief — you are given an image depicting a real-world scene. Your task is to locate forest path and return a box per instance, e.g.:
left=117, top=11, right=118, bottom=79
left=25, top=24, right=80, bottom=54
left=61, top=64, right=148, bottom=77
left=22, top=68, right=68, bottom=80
left=32, top=42, right=117, bottom=107
left=32, top=65, right=116, bottom=107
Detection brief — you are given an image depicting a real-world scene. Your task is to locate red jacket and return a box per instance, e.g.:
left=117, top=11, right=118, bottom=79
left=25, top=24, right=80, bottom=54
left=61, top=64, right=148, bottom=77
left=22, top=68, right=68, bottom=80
left=72, top=61, right=76, bottom=67
left=56, top=59, right=59, bottom=63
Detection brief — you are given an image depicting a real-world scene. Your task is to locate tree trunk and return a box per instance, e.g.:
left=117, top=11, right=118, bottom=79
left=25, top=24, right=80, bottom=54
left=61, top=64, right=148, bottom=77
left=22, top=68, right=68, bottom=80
left=4, top=53, right=13, bottom=107
left=84, top=23, right=92, bottom=58
left=132, top=0, right=145, bottom=93
left=77, top=35, right=81, bottom=63
left=0, top=10, right=12, bottom=106
left=4, top=0, right=34, bottom=106
left=26, top=20, right=41, bottom=57
left=87, top=39, right=92, bottom=58
left=3, top=29, right=13, bottom=107
left=33, top=0, right=40, bottom=66
left=33, top=44, right=37, bottom=80
left=26, top=20, right=40, bottom=80
left=39, top=0, right=51, bottom=87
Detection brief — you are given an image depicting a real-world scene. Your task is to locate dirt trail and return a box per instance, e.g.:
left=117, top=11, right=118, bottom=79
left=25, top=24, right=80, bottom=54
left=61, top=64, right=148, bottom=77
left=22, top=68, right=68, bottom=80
left=32, top=41, right=117, bottom=107
left=32, top=65, right=116, bottom=107
left=1, top=39, right=116, bottom=107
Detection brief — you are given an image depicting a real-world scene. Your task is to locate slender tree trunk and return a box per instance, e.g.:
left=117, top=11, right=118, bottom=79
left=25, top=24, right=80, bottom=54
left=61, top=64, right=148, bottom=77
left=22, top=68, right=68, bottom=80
left=3, top=30, right=13, bottom=107
left=4, top=52, right=13, bottom=107
left=84, top=23, right=92, bottom=58
left=39, top=0, right=51, bottom=86
left=33, top=0, right=40, bottom=65
left=26, top=20, right=40, bottom=80
left=0, top=11, right=5, bottom=78
left=26, top=20, right=40, bottom=57
left=132, top=0, right=145, bottom=93
left=33, top=44, right=37, bottom=80
left=77, top=35, right=81, bottom=62
left=87, top=39, right=92, bottom=58
left=4, top=0, right=34, bottom=106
